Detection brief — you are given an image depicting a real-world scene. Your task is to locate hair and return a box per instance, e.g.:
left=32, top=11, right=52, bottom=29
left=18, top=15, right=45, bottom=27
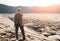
left=17, top=8, right=22, bottom=14
left=18, top=8, right=21, bottom=11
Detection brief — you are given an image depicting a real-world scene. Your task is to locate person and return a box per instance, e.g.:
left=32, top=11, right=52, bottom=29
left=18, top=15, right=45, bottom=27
left=14, top=8, right=26, bottom=41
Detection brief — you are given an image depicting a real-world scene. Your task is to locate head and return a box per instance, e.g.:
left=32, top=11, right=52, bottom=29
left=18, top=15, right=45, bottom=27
left=17, top=8, right=21, bottom=14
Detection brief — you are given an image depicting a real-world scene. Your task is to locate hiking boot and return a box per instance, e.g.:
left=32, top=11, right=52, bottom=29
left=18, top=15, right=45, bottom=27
left=23, top=38, right=26, bottom=40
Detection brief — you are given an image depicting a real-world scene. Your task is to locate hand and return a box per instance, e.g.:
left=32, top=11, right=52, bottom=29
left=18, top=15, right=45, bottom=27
left=22, top=24, right=24, bottom=27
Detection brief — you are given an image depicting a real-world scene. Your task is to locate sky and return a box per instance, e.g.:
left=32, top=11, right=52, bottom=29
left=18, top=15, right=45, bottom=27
left=0, top=0, right=60, bottom=6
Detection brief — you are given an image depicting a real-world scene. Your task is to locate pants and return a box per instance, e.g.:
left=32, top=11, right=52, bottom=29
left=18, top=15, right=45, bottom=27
left=15, top=24, right=25, bottom=40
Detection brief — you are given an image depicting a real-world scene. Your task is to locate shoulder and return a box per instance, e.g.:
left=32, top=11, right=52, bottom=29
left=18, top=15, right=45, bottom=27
left=15, top=13, right=18, bottom=15
left=21, top=14, right=23, bottom=16
left=19, top=14, right=23, bottom=16
left=15, top=13, right=18, bottom=16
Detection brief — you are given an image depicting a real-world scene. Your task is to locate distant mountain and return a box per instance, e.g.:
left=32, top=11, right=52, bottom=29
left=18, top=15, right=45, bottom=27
left=0, top=4, right=16, bottom=13
left=0, top=4, right=60, bottom=13
left=0, top=4, right=29, bottom=13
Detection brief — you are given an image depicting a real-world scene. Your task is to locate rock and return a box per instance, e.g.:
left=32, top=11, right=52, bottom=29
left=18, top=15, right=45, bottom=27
left=42, top=32, right=50, bottom=37
left=10, top=38, right=16, bottom=41
left=47, top=35, right=60, bottom=41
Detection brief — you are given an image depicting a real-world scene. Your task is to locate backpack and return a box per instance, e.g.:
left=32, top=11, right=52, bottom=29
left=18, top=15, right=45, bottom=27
left=14, top=14, right=22, bottom=25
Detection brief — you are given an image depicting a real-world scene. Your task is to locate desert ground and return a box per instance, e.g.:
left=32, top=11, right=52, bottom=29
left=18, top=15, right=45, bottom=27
left=0, top=14, right=60, bottom=41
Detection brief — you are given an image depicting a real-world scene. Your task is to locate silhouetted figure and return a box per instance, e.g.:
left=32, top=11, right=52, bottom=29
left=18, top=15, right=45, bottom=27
left=14, top=8, right=26, bottom=41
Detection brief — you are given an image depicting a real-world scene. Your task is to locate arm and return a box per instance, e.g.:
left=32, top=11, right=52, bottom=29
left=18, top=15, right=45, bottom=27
left=22, top=16, right=24, bottom=26
left=14, top=15, right=16, bottom=26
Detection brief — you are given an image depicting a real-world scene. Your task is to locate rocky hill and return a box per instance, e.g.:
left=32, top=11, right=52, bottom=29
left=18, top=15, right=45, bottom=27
left=0, top=14, right=46, bottom=41
left=0, top=14, right=60, bottom=41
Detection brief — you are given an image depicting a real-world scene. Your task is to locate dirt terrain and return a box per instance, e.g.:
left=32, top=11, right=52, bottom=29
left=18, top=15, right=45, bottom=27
left=0, top=14, right=60, bottom=41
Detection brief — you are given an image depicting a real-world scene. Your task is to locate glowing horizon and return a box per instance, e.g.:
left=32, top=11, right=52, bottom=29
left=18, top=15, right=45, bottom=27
left=0, top=0, right=60, bottom=6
